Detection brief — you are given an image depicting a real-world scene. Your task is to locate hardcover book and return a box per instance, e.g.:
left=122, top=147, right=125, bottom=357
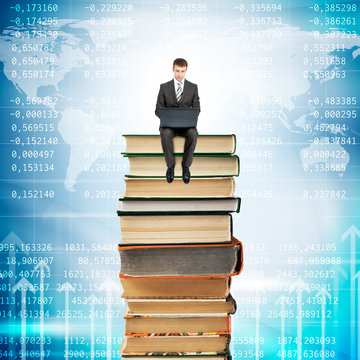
left=120, top=276, right=233, bottom=299
left=120, top=334, right=231, bottom=355
left=124, top=154, right=239, bottom=178
left=121, top=355, right=232, bottom=360
left=117, top=196, right=241, bottom=215
left=124, top=177, right=236, bottom=198
left=122, top=134, right=236, bottom=155
left=124, top=316, right=231, bottom=336
left=118, top=237, right=242, bottom=278
left=119, top=214, right=233, bottom=245
left=125, top=296, right=237, bottom=316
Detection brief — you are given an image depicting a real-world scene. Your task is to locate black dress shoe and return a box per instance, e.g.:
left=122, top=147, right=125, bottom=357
left=182, top=165, right=191, bottom=184
left=166, top=166, right=174, bottom=183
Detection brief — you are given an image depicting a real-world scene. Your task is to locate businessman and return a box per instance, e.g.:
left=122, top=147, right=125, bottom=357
left=155, top=58, right=200, bottom=184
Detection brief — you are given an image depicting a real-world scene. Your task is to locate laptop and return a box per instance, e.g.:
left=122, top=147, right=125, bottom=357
left=160, top=108, right=200, bottom=128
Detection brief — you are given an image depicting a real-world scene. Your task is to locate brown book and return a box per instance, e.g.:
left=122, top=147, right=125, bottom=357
left=124, top=177, right=235, bottom=198
left=125, top=296, right=236, bottom=316
left=119, top=214, right=232, bottom=245
left=120, top=277, right=232, bottom=299
left=120, top=334, right=231, bottom=355
left=125, top=155, right=239, bottom=178
left=124, top=316, right=231, bottom=336
left=123, top=135, right=236, bottom=155
left=121, top=356, right=231, bottom=360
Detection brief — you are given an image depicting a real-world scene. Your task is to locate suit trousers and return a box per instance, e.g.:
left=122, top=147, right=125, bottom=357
left=160, top=127, right=198, bottom=168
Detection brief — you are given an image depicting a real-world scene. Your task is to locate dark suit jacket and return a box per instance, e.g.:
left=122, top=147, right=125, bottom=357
left=155, top=79, right=200, bottom=119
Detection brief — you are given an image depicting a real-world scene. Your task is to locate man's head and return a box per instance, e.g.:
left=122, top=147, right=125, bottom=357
left=172, top=58, right=188, bottom=82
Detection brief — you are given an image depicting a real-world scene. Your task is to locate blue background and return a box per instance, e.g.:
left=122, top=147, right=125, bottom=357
left=0, top=0, right=359, bottom=359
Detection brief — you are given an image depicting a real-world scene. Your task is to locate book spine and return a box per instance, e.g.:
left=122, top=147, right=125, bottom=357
left=226, top=294, right=237, bottom=315
left=233, top=239, right=243, bottom=276
left=236, top=198, right=241, bottom=213
left=224, top=334, right=231, bottom=353
left=235, top=156, right=240, bottom=177
left=232, top=134, right=236, bottom=154
left=226, top=316, right=231, bottom=333
left=231, top=178, right=235, bottom=197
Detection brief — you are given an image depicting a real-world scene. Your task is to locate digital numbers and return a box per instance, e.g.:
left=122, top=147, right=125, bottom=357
left=0, top=1, right=358, bottom=360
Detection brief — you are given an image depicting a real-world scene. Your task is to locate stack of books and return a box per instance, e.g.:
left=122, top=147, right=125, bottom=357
left=117, top=134, right=243, bottom=359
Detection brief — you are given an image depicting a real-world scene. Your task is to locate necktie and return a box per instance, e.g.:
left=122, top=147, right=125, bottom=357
left=176, top=82, right=182, bottom=102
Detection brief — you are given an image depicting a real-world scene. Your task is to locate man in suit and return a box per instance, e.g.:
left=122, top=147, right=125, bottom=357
left=155, top=58, right=200, bottom=184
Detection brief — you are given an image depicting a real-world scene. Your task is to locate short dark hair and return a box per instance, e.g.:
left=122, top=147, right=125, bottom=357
left=173, top=58, right=188, bottom=68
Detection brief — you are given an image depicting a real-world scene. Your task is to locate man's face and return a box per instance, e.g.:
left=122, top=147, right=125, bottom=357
left=173, top=65, right=187, bottom=82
